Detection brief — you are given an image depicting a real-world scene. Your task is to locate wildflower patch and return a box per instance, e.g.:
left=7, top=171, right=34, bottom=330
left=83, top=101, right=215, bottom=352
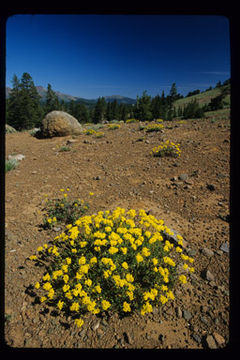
left=29, top=207, right=194, bottom=328
left=150, top=140, right=181, bottom=158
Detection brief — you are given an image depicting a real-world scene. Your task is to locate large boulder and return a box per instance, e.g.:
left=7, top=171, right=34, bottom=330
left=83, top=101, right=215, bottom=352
left=40, top=111, right=82, bottom=137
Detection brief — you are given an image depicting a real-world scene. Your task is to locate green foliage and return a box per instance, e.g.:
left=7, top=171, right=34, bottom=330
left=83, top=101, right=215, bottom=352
left=29, top=206, right=195, bottom=327
left=5, top=158, right=18, bottom=172
left=45, top=84, right=60, bottom=115
left=134, top=91, right=152, bottom=121
left=59, top=146, right=71, bottom=152
left=7, top=73, right=42, bottom=130
left=208, top=94, right=224, bottom=111
left=182, top=98, right=205, bottom=119
left=42, top=189, right=89, bottom=229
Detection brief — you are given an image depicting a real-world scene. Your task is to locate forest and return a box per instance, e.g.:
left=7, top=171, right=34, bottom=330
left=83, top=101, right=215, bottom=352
left=6, top=72, right=230, bottom=131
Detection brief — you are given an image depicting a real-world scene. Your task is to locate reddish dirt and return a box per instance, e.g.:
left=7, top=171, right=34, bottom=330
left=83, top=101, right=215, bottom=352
left=4, top=118, right=230, bottom=348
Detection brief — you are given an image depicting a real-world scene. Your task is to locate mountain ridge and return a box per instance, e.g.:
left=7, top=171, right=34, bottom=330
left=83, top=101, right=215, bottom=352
left=5, top=86, right=136, bottom=105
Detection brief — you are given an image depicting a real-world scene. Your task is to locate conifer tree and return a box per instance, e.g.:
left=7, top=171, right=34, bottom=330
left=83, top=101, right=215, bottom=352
left=93, top=97, right=106, bottom=123
left=45, top=83, right=59, bottom=114
left=7, top=74, right=21, bottom=129
left=134, top=91, right=152, bottom=121
left=7, top=72, right=42, bottom=130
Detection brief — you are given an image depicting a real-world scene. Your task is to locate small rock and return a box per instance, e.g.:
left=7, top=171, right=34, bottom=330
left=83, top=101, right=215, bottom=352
left=187, top=248, right=197, bottom=256
left=220, top=242, right=229, bottom=253
left=123, top=331, right=132, bottom=344
left=206, top=183, right=215, bottom=191
left=215, top=249, right=223, bottom=256
left=213, top=332, right=225, bottom=346
left=192, top=334, right=202, bottom=344
left=202, top=269, right=215, bottom=282
left=8, top=154, right=25, bottom=161
left=94, top=175, right=101, bottom=180
left=201, top=247, right=214, bottom=257
left=178, top=173, right=188, bottom=181
left=205, top=335, right=217, bottom=349
left=66, top=139, right=77, bottom=145
left=158, top=334, right=164, bottom=344
left=176, top=306, right=182, bottom=318
left=183, top=309, right=192, bottom=321
left=92, top=321, right=100, bottom=331
left=200, top=316, right=209, bottom=325
left=53, top=227, right=62, bottom=232
left=31, top=170, right=37, bottom=174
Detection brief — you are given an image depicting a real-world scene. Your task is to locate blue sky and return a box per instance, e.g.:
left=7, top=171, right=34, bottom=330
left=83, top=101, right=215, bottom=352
left=6, top=14, right=230, bottom=99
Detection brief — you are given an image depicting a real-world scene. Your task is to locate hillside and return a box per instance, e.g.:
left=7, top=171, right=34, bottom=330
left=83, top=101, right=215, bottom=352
left=5, top=117, right=230, bottom=349
left=174, top=85, right=230, bottom=111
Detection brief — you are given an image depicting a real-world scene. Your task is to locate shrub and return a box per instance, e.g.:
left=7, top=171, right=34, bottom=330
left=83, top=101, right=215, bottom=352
left=42, top=189, right=89, bottom=229
left=29, top=207, right=194, bottom=328
left=5, top=158, right=18, bottom=172
left=83, top=129, right=97, bottom=135
left=150, top=140, right=181, bottom=158
left=59, top=146, right=71, bottom=152
left=126, top=118, right=139, bottom=123
left=145, top=123, right=164, bottom=132
left=108, top=124, right=121, bottom=130
left=94, top=131, right=105, bottom=138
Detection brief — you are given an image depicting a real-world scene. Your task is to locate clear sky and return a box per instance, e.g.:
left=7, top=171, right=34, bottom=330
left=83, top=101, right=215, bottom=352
left=6, top=14, right=230, bottom=99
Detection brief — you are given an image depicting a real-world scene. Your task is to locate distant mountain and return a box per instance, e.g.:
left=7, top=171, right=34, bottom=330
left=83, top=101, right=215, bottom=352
left=6, top=86, right=136, bottom=105
left=103, top=95, right=136, bottom=105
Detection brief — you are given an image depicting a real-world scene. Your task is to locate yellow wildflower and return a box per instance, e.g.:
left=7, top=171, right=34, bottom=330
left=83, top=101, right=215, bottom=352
left=179, top=275, right=187, bottom=284
left=136, top=253, right=144, bottom=263
left=75, top=318, right=84, bottom=328
left=70, top=302, right=80, bottom=311
left=126, top=273, right=134, bottom=283
left=159, top=295, right=168, bottom=305
left=57, top=300, right=64, bottom=310
left=123, top=301, right=131, bottom=312
left=142, top=247, right=151, bottom=257
left=43, top=282, right=52, bottom=291
left=102, top=300, right=111, bottom=310
left=35, top=282, right=40, bottom=289
left=63, top=284, right=70, bottom=292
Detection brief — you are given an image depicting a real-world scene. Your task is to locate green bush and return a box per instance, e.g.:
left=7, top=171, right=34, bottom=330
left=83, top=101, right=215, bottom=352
left=29, top=206, right=195, bottom=329
left=5, top=158, right=18, bottom=172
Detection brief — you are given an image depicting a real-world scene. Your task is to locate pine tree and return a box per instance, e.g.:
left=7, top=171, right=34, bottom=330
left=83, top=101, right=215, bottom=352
left=7, top=72, right=42, bottom=130
left=7, top=74, right=21, bottom=129
left=151, top=94, right=162, bottom=119
left=45, top=84, right=59, bottom=114
left=135, top=91, right=152, bottom=121
left=169, top=83, right=178, bottom=102
left=106, top=102, right=113, bottom=121
left=93, top=97, right=106, bottom=123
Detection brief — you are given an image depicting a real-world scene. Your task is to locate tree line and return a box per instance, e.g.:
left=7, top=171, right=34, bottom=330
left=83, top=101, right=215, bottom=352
left=6, top=72, right=230, bottom=131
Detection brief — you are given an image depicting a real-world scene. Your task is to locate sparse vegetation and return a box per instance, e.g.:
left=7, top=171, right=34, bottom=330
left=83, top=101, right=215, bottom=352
left=5, top=158, right=18, bottom=172
left=42, top=189, right=89, bottom=229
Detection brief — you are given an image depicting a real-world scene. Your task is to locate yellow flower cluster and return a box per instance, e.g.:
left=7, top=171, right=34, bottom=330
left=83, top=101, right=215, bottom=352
left=108, top=124, right=121, bottom=130
left=126, top=118, right=139, bottom=123
left=145, top=123, right=164, bottom=132
left=150, top=140, right=181, bottom=158
left=30, top=207, right=195, bottom=327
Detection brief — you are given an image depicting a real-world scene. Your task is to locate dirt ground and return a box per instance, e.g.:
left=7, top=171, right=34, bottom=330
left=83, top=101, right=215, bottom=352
left=4, top=118, right=230, bottom=349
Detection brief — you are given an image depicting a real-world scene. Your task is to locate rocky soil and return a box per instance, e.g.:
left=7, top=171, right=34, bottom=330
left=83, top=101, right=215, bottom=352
left=4, top=118, right=230, bottom=349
